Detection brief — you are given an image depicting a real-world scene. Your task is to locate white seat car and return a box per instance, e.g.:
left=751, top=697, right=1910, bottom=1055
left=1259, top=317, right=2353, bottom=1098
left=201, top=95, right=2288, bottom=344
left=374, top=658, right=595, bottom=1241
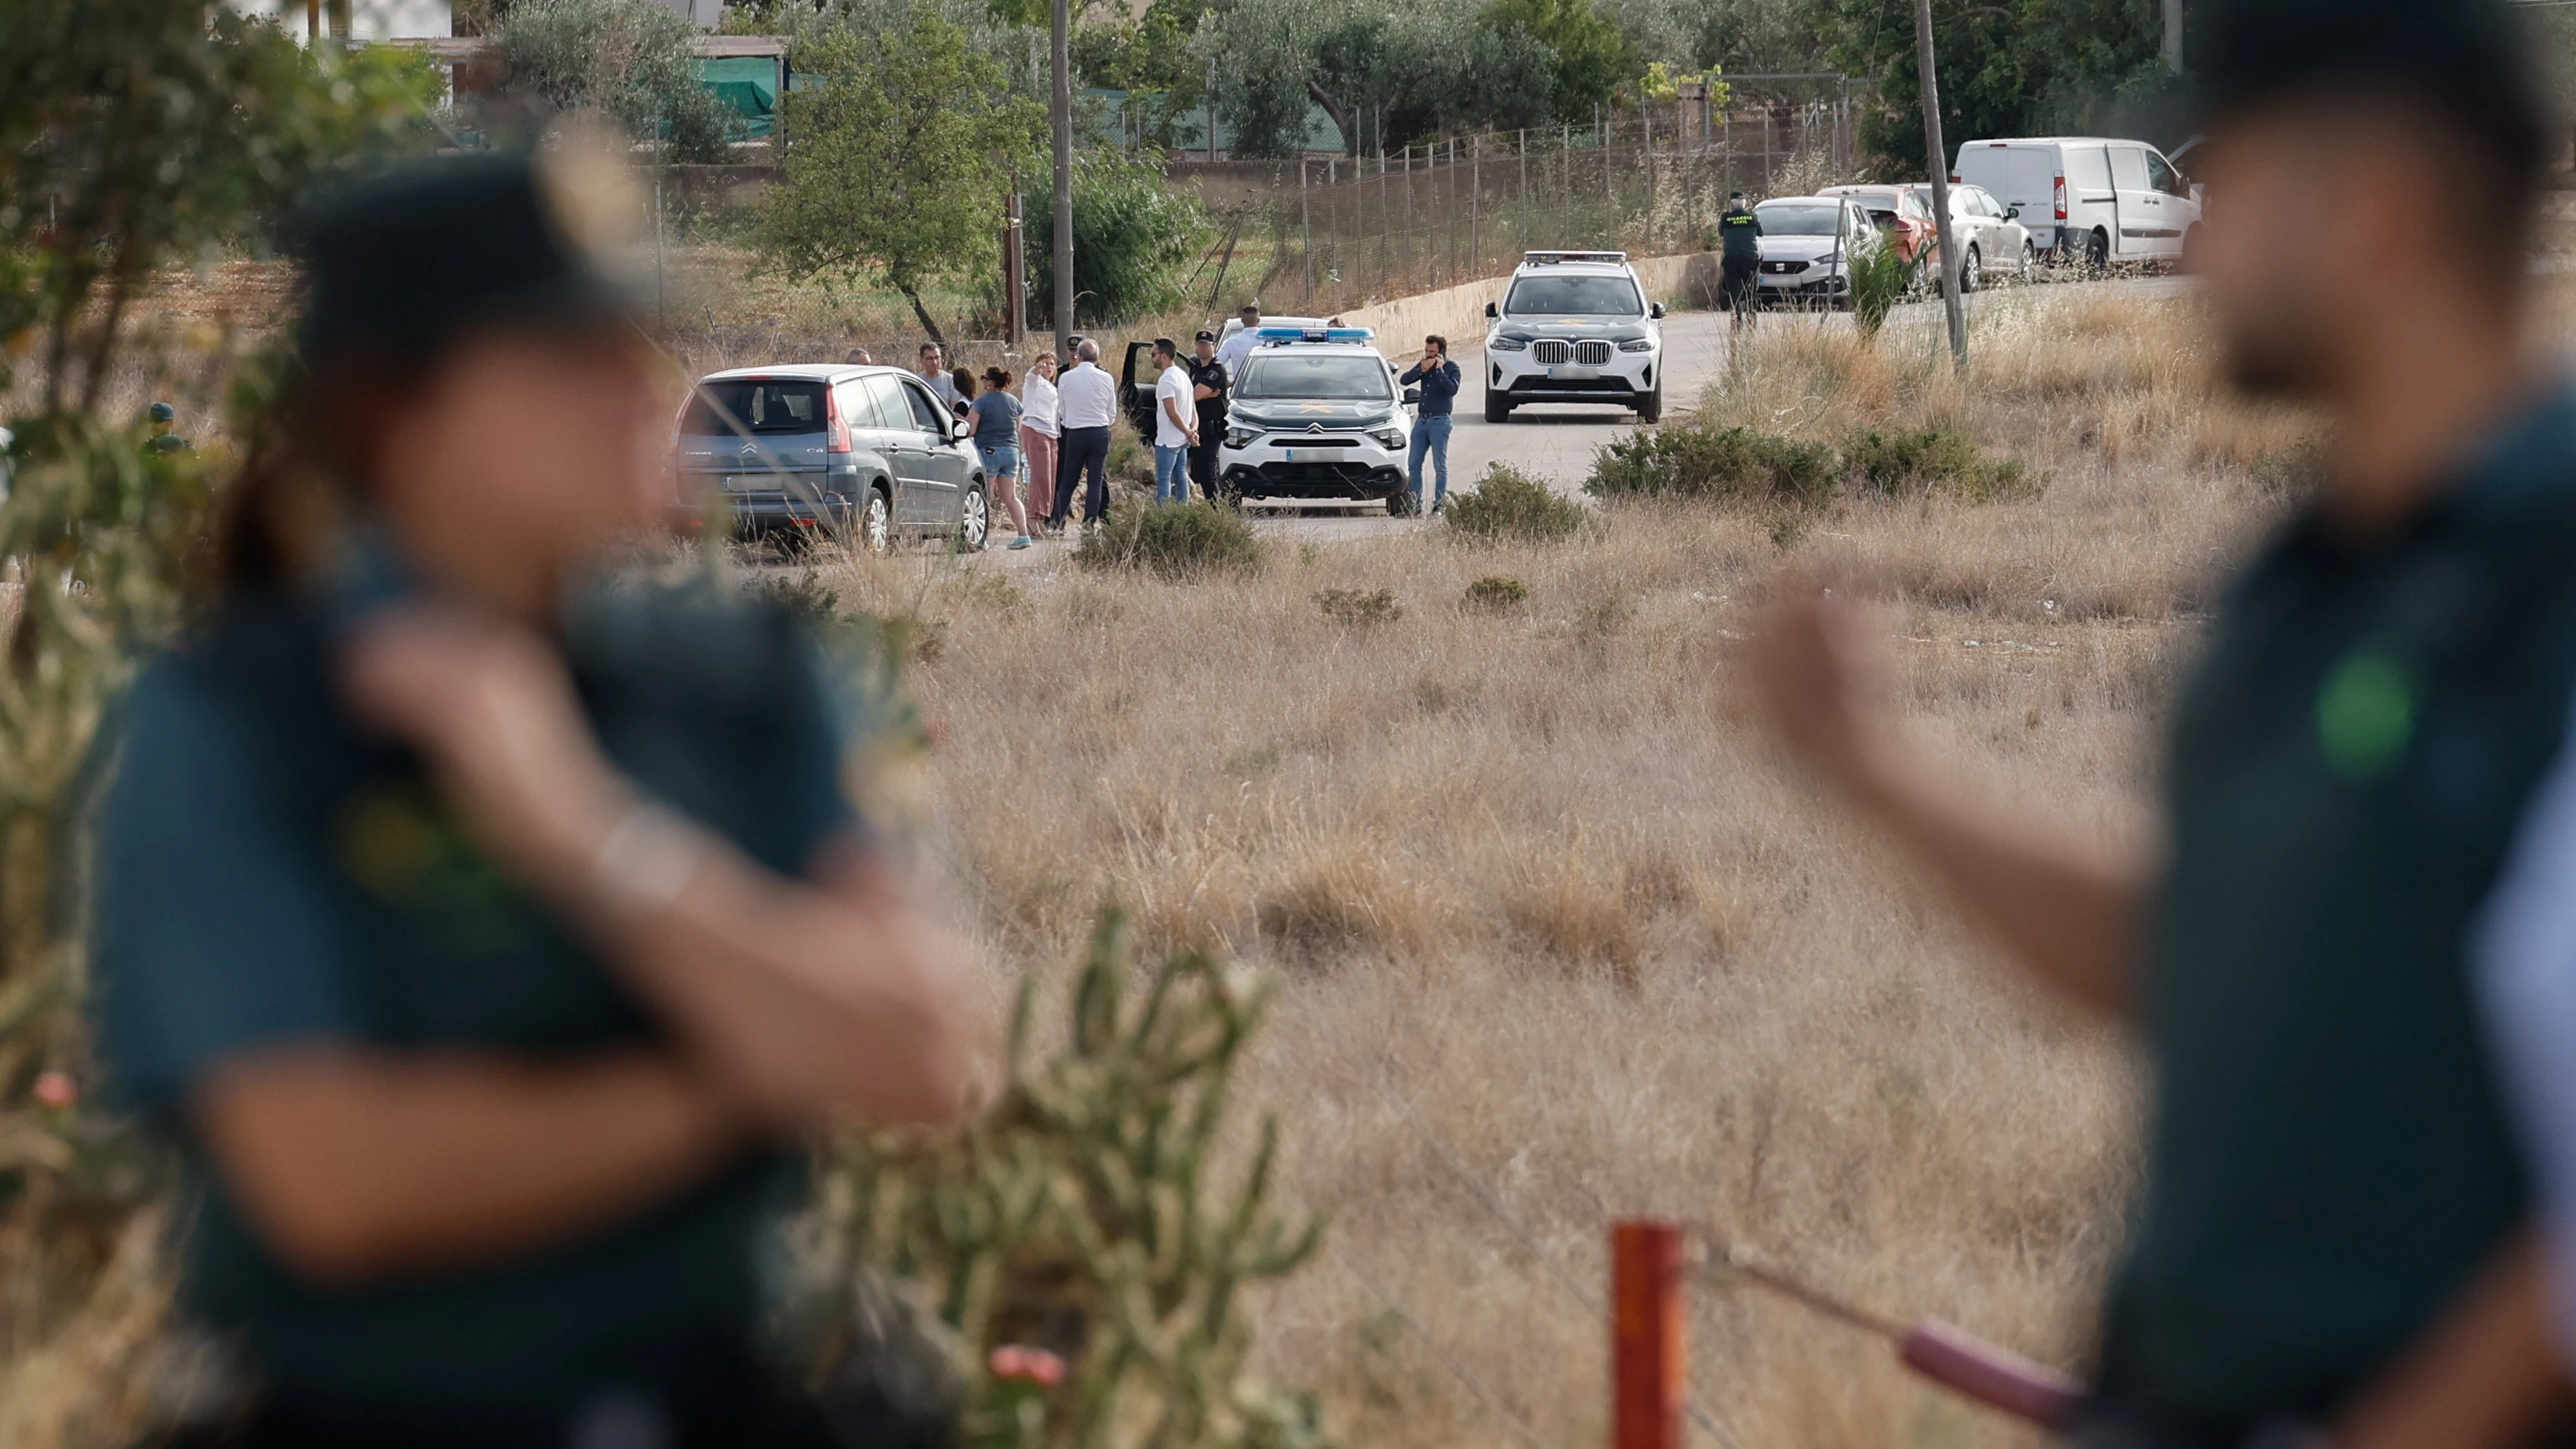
left=1215, top=327, right=1420, bottom=515
left=1952, top=137, right=2201, bottom=269
left=1480, top=251, right=1666, bottom=423
left=1751, top=197, right=1881, bottom=309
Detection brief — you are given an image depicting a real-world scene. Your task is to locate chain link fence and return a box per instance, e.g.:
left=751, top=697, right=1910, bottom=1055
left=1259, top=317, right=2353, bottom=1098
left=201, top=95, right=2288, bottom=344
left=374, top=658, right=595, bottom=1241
left=1165, top=99, right=1852, bottom=317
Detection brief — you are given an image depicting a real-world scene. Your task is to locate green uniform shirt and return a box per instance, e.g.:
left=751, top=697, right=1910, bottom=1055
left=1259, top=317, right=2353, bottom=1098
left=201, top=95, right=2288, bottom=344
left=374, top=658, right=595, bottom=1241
left=92, top=561, right=862, bottom=1431
left=1719, top=206, right=1762, bottom=263
left=2098, top=386, right=2576, bottom=1442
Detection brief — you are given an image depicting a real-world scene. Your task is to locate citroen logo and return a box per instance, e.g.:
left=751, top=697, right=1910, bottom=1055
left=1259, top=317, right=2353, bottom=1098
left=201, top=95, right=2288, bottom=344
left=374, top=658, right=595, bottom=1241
left=737, top=441, right=760, bottom=459
left=1306, top=423, right=1326, bottom=434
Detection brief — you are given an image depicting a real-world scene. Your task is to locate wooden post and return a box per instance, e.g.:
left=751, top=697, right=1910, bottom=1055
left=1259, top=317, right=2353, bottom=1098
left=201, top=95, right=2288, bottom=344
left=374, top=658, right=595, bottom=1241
left=1914, top=0, right=1969, bottom=368
left=1004, top=183, right=1025, bottom=346
left=1301, top=156, right=1314, bottom=304
left=1613, top=1222, right=1685, bottom=1449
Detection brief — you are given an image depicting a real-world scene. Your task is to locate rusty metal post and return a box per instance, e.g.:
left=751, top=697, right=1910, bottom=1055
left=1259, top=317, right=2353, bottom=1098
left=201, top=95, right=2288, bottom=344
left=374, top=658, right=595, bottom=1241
left=1613, top=1221, right=1685, bottom=1449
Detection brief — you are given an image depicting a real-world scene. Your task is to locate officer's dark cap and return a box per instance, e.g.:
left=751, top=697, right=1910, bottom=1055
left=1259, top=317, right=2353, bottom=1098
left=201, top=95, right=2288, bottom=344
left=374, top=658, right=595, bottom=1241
left=297, top=151, right=641, bottom=370
left=2198, top=0, right=2546, bottom=176
left=1195, top=328, right=1217, bottom=342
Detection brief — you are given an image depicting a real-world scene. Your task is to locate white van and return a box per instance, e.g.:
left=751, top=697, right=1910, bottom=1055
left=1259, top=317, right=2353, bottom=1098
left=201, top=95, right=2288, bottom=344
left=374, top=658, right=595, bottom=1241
left=1952, top=137, right=2200, bottom=269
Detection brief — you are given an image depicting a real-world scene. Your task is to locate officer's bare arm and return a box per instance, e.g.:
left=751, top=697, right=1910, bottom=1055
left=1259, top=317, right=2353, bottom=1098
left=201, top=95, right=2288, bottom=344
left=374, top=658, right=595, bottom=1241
left=196, top=1046, right=744, bottom=1286
left=340, top=607, right=993, bottom=1132
left=1747, top=580, right=2146, bottom=1019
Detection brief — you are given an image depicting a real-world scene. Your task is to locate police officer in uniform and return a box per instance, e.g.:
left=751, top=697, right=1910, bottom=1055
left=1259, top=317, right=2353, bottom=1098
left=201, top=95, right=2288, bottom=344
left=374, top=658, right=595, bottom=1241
left=146, top=400, right=189, bottom=455
left=96, top=153, right=986, bottom=1447
left=1718, top=190, right=1761, bottom=324
left=1753, top=1, right=2576, bottom=1444
left=1187, top=328, right=1228, bottom=502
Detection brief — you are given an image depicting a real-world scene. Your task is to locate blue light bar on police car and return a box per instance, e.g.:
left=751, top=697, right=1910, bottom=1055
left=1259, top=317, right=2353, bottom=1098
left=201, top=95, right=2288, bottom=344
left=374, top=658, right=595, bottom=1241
left=1522, top=250, right=1629, bottom=264
left=1254, top=326, right=1375, bottom=344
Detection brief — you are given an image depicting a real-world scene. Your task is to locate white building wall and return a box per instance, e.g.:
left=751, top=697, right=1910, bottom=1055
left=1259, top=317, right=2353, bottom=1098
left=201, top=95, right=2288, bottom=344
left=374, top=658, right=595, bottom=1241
left=224, top=0, right=454, bottom=42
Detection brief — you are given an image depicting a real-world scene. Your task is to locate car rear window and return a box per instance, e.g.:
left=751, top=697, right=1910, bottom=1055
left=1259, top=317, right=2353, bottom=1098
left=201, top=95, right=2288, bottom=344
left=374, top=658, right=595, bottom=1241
left=1502, top=275, right=1644, bottom=317
left=1755, top=202, right=1842, bottom=236
left=682, top=379, right=829, bottom=436
left=1235, top=354, right=1392, bottom=402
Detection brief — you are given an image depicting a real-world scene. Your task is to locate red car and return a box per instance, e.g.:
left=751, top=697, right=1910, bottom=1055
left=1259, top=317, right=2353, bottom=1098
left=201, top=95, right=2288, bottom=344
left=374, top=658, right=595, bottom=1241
left=1817, top=184, right=1937, bottom=265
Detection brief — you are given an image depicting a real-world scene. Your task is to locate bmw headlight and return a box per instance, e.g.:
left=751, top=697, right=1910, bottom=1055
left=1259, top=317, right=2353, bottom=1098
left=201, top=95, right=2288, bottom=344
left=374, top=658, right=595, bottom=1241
left=1617, top=338, right=1655, bottom=352
left=1369, top=428, right=1405, bottom=449
left=1225, top=426, right=1261, bottom=448
left=1488, top=335, right=1529, bottom=352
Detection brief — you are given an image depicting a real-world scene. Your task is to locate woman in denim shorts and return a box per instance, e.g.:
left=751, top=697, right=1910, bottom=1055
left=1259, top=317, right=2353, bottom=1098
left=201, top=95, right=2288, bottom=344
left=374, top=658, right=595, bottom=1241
left=968, top=366, right=1030, bottom=549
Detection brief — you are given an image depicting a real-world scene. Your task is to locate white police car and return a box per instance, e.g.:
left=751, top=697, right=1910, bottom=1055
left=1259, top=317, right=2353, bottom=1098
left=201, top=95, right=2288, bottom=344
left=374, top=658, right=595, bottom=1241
left=1216, top=327, right=1422, bottom=516
left=1480, top=251, right=1666, bottom=424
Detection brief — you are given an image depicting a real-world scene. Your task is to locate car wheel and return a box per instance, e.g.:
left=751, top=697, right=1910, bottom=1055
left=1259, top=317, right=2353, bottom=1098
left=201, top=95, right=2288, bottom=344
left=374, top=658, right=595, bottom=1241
left=1959, top=244, right=1981, bottom=295
left=1484, top=391, right=1512, bottom=423
left=2019, top=240, right=2036, bottom=282
left=2087, top=228, right=2110, bottom=273
left=957, top=481, right=990, bottom=551
left=862, top=485, right=893, bottom=554
left=1637, top=384, right=1662, bottom=425
left=1386, top=484, right=1420, bottom=518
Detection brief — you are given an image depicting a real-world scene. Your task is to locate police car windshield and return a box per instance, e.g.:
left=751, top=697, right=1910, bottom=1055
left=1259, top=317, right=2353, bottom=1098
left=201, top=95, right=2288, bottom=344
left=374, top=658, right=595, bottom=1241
left=1755, top=202, right=1841, bottom=236
left=681, top=379, right=828, bottom=435
left=1502, top=275, right=1644, bottom=317
left=1236, top=353, right=1391, bottom=402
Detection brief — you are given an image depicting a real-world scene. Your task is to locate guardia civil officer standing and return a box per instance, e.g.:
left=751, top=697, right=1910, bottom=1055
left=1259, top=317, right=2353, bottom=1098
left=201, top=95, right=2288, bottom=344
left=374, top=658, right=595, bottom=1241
left=1718, top=191, right=1761, bottom=327
left=94, top=153, right=988, bottom=1447
left=1187, top=329, right=1228, bottom=502
left=1753, top=1, right=2576, bottom=1444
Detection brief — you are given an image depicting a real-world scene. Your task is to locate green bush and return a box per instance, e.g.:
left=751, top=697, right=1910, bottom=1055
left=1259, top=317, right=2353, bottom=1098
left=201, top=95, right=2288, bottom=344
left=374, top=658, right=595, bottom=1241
left=1446, top=463, right=1590, bottom=541
left=1026, top=149, right=1217, bottom=325
left=1843, top=426, right=2033, bottom=500
left=1849, top=239, right=1915, bottom=337
left=1587, top=423, right=2035, bottom=507
left=498, top=0, right=734, bottom=160
left=1076, top=500, right=1265, bottom=580
left=1465, top=576, right=1530, bottom=611
left=1315, top=587, right=1402, bottom=626
left=1584, top=426, right=1836, bottom=506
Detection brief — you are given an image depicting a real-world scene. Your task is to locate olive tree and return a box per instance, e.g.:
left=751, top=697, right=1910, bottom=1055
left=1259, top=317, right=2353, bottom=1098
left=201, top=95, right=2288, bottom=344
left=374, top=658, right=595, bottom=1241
left=755, top=11, right=1043, bottom=344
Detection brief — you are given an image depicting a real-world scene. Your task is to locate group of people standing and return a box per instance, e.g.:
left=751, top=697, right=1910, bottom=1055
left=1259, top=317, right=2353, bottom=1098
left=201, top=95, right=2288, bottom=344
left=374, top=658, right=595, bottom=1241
left=876, top=302, right=1464, bottom=541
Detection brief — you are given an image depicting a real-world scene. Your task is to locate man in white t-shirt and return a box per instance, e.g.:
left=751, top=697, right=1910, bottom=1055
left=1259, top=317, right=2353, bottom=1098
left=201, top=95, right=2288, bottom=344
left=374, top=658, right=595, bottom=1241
left=1150, top=338, right=1196, bottom=505
left=1215, top=304, right=1262, bottom=376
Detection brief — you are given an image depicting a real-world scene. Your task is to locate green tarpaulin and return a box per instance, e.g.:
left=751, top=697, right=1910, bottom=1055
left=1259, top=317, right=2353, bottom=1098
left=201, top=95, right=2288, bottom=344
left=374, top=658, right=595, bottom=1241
left=696, top=56, right=779, bottom=139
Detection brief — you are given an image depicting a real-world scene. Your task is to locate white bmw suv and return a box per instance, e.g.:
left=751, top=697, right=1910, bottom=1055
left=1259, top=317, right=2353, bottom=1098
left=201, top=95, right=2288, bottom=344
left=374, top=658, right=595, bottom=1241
left=1215, top=327, right=1420, bottom=515
left=1481, top=251, right=1666, bottom=423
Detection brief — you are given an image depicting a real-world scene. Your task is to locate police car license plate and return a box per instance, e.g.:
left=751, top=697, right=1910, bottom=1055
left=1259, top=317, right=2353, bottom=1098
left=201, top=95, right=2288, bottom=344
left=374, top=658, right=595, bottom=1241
left=1283, top=447, right=1343, bottom=461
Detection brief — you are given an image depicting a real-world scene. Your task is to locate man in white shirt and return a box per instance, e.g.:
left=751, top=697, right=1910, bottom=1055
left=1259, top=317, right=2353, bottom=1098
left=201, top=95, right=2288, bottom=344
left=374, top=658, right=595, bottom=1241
left=1052, top=338, right=1118, bottom=529
left=1215, top=304, right=1262, bottom=376
left=1150, top=338, right=1196, bottom=505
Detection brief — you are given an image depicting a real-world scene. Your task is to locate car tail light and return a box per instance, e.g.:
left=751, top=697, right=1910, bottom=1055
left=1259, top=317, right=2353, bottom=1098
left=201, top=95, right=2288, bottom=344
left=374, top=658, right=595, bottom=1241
left=2054, top=175, right=2067, bottom=221
left=825, top=385, right=854, bottom=454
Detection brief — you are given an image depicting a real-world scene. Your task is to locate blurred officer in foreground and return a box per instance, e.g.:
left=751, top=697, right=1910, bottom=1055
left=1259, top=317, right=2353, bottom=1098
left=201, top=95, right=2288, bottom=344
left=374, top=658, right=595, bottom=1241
left=95, top=151, right=989, bottom=1447
left=1754, top=1, right=2576, bottom=1445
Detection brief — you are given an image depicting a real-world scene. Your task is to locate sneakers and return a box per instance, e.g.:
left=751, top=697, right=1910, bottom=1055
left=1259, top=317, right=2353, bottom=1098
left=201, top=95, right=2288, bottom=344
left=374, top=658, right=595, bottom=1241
left=1008, top=535, right=1032, bottom=550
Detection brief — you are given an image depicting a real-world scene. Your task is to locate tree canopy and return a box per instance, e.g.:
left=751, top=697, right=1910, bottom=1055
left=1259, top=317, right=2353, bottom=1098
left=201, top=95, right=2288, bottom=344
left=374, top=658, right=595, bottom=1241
left=754, top=9, right=1043, bottom=342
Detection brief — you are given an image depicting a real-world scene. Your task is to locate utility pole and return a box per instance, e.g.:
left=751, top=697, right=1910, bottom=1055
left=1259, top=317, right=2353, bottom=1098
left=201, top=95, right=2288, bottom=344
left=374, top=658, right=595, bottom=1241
left=2163, top=0, right=2184, bottom=72
left=1004, top=182, right=1026, bottom=347
left=1206, top=57, right=1218, bottom=163
left=1050, top=0, right=1074, bottom=351
left=1913, top=0, right=1968, bottom=369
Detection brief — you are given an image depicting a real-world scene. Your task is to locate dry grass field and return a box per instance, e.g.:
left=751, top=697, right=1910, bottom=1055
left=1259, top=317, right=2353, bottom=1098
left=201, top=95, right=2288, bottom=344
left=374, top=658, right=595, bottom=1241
left=778, top=281, right=2386, bottom=1449
left=18, top=246, right=2576, bottom=1449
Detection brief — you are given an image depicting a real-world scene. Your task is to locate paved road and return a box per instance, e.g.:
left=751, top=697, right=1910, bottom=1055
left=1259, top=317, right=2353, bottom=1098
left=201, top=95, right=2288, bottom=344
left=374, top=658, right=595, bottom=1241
left=910, top=276, right=2191, bottom=561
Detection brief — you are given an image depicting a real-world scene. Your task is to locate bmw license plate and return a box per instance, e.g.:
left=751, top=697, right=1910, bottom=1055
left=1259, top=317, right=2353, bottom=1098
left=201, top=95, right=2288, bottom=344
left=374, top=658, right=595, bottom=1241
left=1547, top=366, right=1597, bottom=380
